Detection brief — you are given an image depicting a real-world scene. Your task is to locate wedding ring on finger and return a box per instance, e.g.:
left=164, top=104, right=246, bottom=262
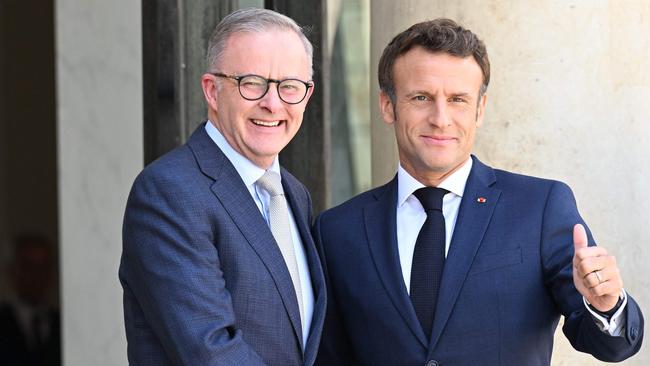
left=594, top=270, right=603, bottom=284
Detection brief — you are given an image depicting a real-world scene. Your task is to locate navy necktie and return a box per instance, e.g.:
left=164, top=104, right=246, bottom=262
left=410, top=186, right=448, bottom=339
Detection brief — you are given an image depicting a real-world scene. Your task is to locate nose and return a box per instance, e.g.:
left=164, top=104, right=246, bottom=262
left=258, top=82, right=284, bottom=113
left=428, top=99, right=451, bottom=127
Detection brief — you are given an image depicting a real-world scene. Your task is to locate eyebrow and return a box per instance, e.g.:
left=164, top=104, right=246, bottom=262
left=449, top=92, right=473, bottom=99
left=405, top=90, right=474, bottom=100
left=404, top=90, right=432, bottom=98
left=251, top=73, right=311, bottom=81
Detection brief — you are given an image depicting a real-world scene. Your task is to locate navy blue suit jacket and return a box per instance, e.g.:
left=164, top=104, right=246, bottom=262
left=119, top=124, right=326, bottom=365
left=315, top=156, right=643, bottom=365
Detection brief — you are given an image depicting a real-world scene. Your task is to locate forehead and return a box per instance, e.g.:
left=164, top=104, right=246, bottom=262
left=392, top=47, right=483, bottom=91
left=220, top=30, right=310, bottom=76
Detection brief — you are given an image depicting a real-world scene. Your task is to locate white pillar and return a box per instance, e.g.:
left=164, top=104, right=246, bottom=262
left=55, top=0, right=142, bottom=364
left=370, top=1, right=650, bottom=364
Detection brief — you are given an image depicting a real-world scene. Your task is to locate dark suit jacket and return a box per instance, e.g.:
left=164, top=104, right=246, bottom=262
left=315, top=156, right=643, bottom=365
left=119, top=124, right=326, bottom=365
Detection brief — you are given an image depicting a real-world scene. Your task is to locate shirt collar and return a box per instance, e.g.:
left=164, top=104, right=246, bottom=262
left=397, top=157, right=473, bottom=207
left=205, top=121, right=280, bottom=189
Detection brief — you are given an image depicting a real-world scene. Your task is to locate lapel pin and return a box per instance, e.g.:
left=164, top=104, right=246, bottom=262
left=477, top=197, right=487, bottom=203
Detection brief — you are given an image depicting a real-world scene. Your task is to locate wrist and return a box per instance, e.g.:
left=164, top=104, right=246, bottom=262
left=589, top=295, right=624, bottom=319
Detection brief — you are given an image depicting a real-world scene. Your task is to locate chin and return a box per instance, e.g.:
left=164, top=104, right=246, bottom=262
left=424, top=161, right=455, bottom=174
left=253, top=146, right=285, bottom=158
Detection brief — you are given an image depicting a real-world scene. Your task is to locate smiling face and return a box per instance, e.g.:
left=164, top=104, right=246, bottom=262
left=201, top=29, right=313, bottom=168
left=380, top=47, right=487, bottom=186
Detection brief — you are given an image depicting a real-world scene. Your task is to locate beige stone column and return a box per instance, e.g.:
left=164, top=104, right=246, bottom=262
left=56, top=0, right=142, bottom=364
left=370, top=1, right=650, bottom=364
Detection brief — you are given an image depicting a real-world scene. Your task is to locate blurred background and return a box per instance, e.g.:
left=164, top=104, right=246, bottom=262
left=0, top=0, right=647, bottom=365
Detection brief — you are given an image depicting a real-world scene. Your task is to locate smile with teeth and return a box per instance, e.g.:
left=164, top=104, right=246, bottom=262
left=252, top=119, right=282, bottom=127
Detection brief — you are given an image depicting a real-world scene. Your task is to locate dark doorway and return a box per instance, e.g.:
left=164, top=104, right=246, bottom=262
left=0, top=0, right=61, bottom=365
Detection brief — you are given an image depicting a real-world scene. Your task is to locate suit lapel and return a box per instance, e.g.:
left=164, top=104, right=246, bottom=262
left=282, top=172, right=327, bottom=361
left=187, top=125, right=304, bottom=349
left=365, top=177, right=429, bottom=347
left=429, top=156, right=501, bottom=350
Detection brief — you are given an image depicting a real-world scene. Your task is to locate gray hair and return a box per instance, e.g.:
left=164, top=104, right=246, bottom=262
left=206, top=8, right=313, bottom=76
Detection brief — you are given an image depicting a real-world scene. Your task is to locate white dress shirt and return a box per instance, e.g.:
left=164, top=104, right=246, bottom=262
left=396, top=158, right=472, bottom=293
left=205, top=121, right=314, bottom=348
left=395, top=157, right=625, bottom=336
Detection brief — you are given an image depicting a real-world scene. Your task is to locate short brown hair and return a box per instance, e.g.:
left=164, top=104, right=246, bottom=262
left=378, top=18, right=490, bottom=102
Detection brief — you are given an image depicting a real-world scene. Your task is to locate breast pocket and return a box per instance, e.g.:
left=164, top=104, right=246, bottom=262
left=468, top=247, right=522, bottom=276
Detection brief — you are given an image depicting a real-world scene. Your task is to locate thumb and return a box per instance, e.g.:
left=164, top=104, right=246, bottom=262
left=573, top=223, right=588, bottom=250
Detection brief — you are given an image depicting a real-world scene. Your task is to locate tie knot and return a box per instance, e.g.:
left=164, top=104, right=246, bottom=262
left=257, top=170, right=284, bottom=197
left=413, top=187, right=448, bottom=211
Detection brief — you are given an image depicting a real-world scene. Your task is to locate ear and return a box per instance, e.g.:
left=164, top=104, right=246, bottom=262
left=379, top=90, right=396, bottom=125
left=201, top=73, right=219, bottom=111
left=303, top=81, right=315, bottom=105
left=475, top=93, right=487, bottom=127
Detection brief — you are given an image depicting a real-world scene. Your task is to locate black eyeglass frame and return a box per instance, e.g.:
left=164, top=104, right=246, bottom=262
left=210, top=72, right=313, bottom=105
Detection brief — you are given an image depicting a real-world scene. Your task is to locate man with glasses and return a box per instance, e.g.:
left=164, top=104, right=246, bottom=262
left=120, top=8, right=325, bottom=366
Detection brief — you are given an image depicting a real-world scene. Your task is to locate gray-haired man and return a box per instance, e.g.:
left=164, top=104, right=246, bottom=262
left=120, top=8, right=325, bottom=365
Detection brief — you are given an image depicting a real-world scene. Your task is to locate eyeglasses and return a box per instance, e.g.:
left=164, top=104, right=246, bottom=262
left=211, top=72, right=313, bottom=105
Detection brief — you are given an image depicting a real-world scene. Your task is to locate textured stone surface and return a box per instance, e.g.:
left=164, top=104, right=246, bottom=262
left=56, top=0, right=142, bottom=364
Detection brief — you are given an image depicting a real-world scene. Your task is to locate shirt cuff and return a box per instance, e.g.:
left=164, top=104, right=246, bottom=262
left=583, top=289, right=627, bottom=337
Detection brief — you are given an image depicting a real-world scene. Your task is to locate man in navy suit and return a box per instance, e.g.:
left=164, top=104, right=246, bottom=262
left=119, top=8, right=325, bottom=365
left=315, top=18, right=643, bottom=365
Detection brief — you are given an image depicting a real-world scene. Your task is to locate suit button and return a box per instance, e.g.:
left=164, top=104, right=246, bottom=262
left=631, top=327, right=638, bottom=340
left=425, top=361, right=439, bottom=366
